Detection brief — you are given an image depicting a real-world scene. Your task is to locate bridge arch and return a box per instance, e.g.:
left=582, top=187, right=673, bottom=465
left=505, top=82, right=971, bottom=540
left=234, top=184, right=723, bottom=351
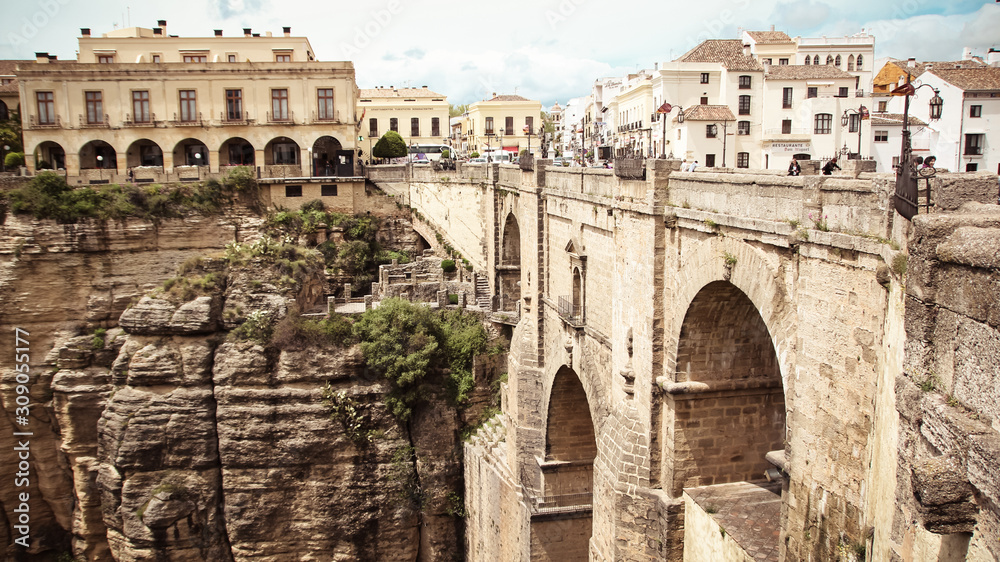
left=499, top=212, right=521, bottom=313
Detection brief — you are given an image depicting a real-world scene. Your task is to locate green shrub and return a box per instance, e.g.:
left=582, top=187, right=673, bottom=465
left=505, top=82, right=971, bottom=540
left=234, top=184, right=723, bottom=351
left=441, top=259, right=456, bottom=273
left=373, top=131, right=408, bottom=158
left=5, top=152, right=24, bottom=169
left=230, top=310, right=273, bottom=343
left=448, top=294, right=459, bottom=305
left=470, top=151, right=480, bottom=159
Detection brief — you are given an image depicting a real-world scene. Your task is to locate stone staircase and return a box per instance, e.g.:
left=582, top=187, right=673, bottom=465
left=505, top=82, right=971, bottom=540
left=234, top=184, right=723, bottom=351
left=474, top=273, right=492, bottom=310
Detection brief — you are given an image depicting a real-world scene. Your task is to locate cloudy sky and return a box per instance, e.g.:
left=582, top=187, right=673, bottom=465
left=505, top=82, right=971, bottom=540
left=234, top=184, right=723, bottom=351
left=2, top=0, right=998, bottom=106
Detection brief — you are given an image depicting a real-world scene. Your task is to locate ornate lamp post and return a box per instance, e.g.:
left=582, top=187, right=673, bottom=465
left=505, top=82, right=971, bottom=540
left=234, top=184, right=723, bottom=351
left=892, top=73, right=943, bottom=220
left=841, top=105, right=869, bottom=159
left=707, top=120, right=732, bottom=168
left=96, top=154, right=103, bottom=181
left=2, top=144, right=10, bottom=172
left=655, top=103, right=683, bottom=159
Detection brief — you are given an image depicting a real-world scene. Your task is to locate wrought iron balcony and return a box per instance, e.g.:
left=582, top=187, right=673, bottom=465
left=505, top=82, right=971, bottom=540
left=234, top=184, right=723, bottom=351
left=557, top=296, right=584, bottom=327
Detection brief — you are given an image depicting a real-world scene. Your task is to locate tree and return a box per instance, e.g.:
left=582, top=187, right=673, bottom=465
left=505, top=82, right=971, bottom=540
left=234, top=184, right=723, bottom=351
left=0, top=108, right=23, bottom=154
left=372, top=131, right=407, bottom=159
left=449, top=103, right=469, bottom=118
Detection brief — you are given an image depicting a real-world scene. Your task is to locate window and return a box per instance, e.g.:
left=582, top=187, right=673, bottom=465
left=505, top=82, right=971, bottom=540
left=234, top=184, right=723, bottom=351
left=878, top=100, right=888, bottom=112
left=98, top=55, right=114, bottom=64
left=964, top=133, right=984, bottom=155
left=273, top=142, right=298, bottom=164
left=701, top=73, right=709, bottom=84
left=152, top=54, right=161, bottom=63
left=706, top=124, right=717, bottom=138
left=275, top=53, right=291, bottom=62
left=271, top=89, right=289, bottom=121
left=505, top=116, right=514, bottom=133
left=779, top=58, right=789, bottom=65
left=179, top=90, right=197, bottom=122
left=856, top=55, right=863, bottom=69
left=807, top=87, right=818, bottom=99
left=970, top=105, right=982, bottom=118
left=874, top=130, right=888, bottom=142
left=226, top=89, right=242, bottom=120
left=737, top=121, right=750, bottom=135
left=700, top=96, right=708, bottom=105
left=739, top=75, right=752, bottom=89
left=36, top=91, right=55, bottom=124
left=835, top=55, right=842, bottom=67
left=838, top=87, right=849, bottom=98
left=526, top=116, right=533, bottom=133
left=737, top=152, right=749, bottom=168
left=848, top=113, right=860, bottom=133
left=826, top=55, right=834, bottom=65
left=848, top=55, right=855, bottom=71
left=814, top=113, right=832, bottom=134
left=738, top=95, right=751, bottom=115
left=285, top=185, right=302, bottom=197
left=85, top=91, right=103, bottom=124
left=321, top=185, right=338, bottom=197
left=228, top=54, right=237, bottom=63
left=805, top=56, right=811, bottom=65
left=317, top=88, right=335, bottom=120
left=813, top=55, right=820, bottom=65
left=369, top=117, right=378, bottom=137
left=705, top=154, right=716, bottom=167
left=485, top=117, right=494, bottom=134
left=431, top=117, right=440, bottom=137
left=965, top=163, right=978, bottom=172
left=781, top=119, right=792, bottom=134
left=411, top=117, right=420, bottom=137
left=763, top=58, right=772, bottom=65
left=390, top=117, right=398, bottom=132
left=783, top=87, right=793, bottom=108
left=183, top=55, right=207, bottom=63
left=132, top=90, right=150, bottom=123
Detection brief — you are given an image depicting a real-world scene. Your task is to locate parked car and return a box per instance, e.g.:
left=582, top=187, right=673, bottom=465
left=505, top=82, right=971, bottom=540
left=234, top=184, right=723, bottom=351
left=469, top=157, right=488, bottom=163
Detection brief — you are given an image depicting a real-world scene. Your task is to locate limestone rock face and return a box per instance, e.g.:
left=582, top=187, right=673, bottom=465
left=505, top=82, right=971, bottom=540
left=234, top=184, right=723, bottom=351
left=119, top=296, right=221, bottom=335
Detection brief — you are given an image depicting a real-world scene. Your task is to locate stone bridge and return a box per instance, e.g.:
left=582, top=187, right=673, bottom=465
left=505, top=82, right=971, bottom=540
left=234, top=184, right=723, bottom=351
left=367, top=161, right=996, bottom=561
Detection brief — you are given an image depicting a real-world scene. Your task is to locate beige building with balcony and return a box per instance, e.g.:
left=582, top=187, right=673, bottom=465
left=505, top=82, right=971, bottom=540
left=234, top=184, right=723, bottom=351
left=17, top=21, right=360, bottom=180
left=358, top=86, right=449, bottom=155
left=465, top=94, right=543, bottom=157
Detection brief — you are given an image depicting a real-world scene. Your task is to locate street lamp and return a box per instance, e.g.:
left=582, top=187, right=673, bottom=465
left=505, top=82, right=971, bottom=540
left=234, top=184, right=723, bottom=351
left=655, top=103, right=683, bottom=159
left=892, top=73, right=943, bottom=220
left=708, top=120, right=732, bottom=167
left=96, top=154, right=103, bottom=181
left=1, top=144, right=9, bottom=172
left=841, top=105, right=869, bottom=159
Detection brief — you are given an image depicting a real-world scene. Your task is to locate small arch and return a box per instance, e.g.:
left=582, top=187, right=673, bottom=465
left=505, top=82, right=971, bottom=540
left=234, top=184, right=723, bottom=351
left=265, top=136, right=299, bottom=165
left=804, top=56, right=811, bottom=65
left=499, top=213, right=521, bottom=313
left=848, top=54, right=856, bottom=71
left=127, top=138, right=163, bottom=168
left=220, top=137, right=255, bottom=166
left=173, top=137, right=209, bottom=167
left=835, top=54, right=842, bottom=67
left=572, top=266, right=583, bottom=319
left=79, top=140, right=117, bottom=169
left=856, top=54, right=864, bottom=70
left=312, top=135, right=344, bottom=176
left=813, top=55, right=820, bottom=65
left=826, top=55, right=834, bottom=65
left=34, top=141, right=65, bottom=170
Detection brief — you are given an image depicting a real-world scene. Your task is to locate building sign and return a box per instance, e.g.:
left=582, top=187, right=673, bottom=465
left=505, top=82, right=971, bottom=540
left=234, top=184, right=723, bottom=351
left=768, top=142, right=811, bottom=153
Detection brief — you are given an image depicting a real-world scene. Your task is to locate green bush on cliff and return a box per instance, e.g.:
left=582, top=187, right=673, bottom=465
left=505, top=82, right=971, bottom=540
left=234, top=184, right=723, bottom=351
left=352, top=298, right=487, bottom=421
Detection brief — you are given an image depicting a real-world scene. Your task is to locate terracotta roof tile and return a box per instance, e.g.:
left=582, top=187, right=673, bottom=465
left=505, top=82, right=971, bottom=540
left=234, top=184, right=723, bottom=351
left=0, top=60, right=32, bottom=94
left=358, top=87, right=446, bottom=99
left=869, top=113, right=927, bottom=126
left=680, top=105, right=737, bottom=121
left=488, top=94, right=531, bottom=102
left=746, top=31, right=793, bottom=44
left=765, top=64, right=855, bottom=80
left=883, top=59, right=986, bottom=80
left=677, top=40, right=763, bottom=72
left=930, top=67, right=1000, bottom=91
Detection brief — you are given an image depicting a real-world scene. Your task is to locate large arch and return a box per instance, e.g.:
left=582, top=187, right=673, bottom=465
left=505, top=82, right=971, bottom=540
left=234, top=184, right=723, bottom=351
left=173, top=138, right=208, bottom=167
left=127, top=139, right=163, bottom=168
left=265, top=136, right=299, bottom=165
left=220, top=137, right=255, bottom=166
left=499, top=212, right=521, bottom=313
left=311, top=135, right=344, bottom=176
left=34, top=141, right=65, bottom=170
left=79, top=140, right=118, bottom=170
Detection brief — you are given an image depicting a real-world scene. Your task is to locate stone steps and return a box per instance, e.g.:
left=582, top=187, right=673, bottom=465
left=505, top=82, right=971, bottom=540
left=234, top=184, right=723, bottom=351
left=474, top=273, right=491, bottom=310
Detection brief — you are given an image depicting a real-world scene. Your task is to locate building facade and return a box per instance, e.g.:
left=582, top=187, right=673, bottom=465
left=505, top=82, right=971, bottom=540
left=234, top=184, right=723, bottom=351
left=18, top=22, right=360, bottom=179
left=465, top=94, right=543, bottom=157
left=358, top=86, right=449, bottom=155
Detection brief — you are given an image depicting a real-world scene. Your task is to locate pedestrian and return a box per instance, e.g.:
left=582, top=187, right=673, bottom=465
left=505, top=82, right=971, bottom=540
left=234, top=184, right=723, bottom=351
left=681, top=159, right=689, bottom=172
left=922, top=156, right=936, bottom=169
left=690, top=160, right=699, bottom=172
left=127, top=168, right=135, bottom=183
left=822, top=157, right=840, bottom=175
left=787, top=157, right=801, bottom=176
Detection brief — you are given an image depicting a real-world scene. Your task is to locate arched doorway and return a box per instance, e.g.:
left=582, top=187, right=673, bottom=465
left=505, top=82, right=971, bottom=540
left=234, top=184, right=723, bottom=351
left=312, top=135, right=346, bottom=176
left=34, top=141, right=65, bottom=170
left=265, top=136, right=299, bottom=165
left=533, top=366, right=595, bottom=560
left=127, top=139, right=163, bottom=168
left=220, top=137, right=254, bottom=166
left=499, top=213, right=521, bottom=313
left=668, top=280, right=785, bottom=495
left=0, top=99, right=8, bottom=121
left=79, top=140, right=117, bottom=169
left=173, top=138, right=208, bottom=167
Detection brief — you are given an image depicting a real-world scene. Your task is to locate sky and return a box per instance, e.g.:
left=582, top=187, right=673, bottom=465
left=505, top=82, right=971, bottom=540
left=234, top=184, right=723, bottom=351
left=2, top=0, right=998, bottom=107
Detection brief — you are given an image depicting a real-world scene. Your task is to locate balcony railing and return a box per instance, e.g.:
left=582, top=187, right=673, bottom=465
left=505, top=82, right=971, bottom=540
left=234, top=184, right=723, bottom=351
left=28, top=114, right=61, bottom=128
left=765, top=127, right=810, bottom=136
left=964, top=146, right=983, bottom=156
left=79, top=114, right=110, bottom=128
left=123, top=113, right=157, bottom=127
left=557, top=296, right=584, bottom=327
left=266, top=110, right=294, bottom=124
left=311, top=109, right=341, bottom=123
left=169, top=112, right=204, bottom=126
left=856, top=89, right=866, bottom=98
left=221, top=111, right=253, bottom=125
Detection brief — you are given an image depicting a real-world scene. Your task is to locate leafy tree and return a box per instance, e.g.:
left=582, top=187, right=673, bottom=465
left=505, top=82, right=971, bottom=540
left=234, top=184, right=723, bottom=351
left=0, top=108, right=23, bottom=153
left=448, top=103, right=469, bottom=118
left=372, top=131, right=407, bottom=159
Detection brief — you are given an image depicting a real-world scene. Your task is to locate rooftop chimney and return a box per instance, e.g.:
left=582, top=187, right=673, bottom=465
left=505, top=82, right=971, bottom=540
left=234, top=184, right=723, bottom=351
left=988, top=48, right=1000, bottom=67
left=770, top=24, right=775, bottom=32
left=81, top=28, right=91, bottom=37
left=153, top=28, right=162, bottom=36
left=907, top=57, right=916, bottom=68
left=157, top=20, right=166, bottom=36
left=962, top=47, right=974, bottom=61
left=214, top=29, right=222, bottom=37
left=243, top=28, right=252, bottom=37
left=283, top=26, right=291, bottom=37
left=743, top=44, right=751, bottom=56
left=35, top=52, right=49, bottom=63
